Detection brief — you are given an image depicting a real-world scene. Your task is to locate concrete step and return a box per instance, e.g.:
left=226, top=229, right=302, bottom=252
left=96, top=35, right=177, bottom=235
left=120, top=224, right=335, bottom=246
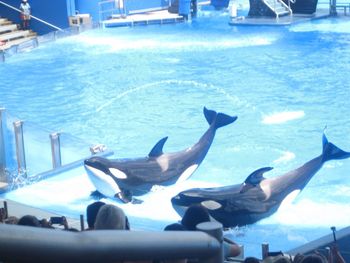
left=0, top=24, right=18, bottom=34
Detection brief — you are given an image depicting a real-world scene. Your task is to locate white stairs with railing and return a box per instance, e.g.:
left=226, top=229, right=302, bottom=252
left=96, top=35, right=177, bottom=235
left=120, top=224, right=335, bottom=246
left=262, top=0, right=292, bottom=18
left=0, top=17, right=37, bottom=50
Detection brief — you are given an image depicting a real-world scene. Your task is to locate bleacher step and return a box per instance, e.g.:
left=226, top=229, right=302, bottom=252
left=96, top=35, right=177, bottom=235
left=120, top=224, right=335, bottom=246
left=0, top=30, right=31, bottom=42
left=0, top=18, right=12, bottom=26
left=0, top=35, right=37, bottom=51
left=0, top=24, right=18, bottom=34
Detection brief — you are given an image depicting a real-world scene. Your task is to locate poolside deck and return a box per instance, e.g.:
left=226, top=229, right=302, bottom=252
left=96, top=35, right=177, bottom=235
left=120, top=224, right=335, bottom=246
left=103, top=10, right=185, bottom=28
left=229, top=9, right=330, bottom=26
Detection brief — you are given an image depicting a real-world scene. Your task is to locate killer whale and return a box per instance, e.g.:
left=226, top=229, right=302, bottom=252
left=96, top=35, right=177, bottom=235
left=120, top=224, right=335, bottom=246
left=84, top=107, right=237, bottom=203
left=171, top=132, right=350, bottom=227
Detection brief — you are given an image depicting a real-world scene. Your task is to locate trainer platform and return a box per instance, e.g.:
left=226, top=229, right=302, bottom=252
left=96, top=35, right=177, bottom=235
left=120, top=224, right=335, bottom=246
left=229, top=9, right=330, bottom=26
left=103, top=10, right=185, bottom=28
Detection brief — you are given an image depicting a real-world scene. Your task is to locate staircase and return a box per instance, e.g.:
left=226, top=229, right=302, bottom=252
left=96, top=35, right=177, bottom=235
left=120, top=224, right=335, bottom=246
left=0, top=17, right=37, bottom=51
left=262, top=0, right=292, bottom=18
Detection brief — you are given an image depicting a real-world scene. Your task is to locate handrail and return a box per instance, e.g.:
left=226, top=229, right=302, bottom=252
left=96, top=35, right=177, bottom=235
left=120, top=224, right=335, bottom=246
left=277, top=0, right=293, bottom=15
left=0, top=0, right=63, bottom=31
left=261, top=0, right=278, bottom=17
left=0, top=222, right=223, bottom=263
left=262, top=0, right=292, bottom=18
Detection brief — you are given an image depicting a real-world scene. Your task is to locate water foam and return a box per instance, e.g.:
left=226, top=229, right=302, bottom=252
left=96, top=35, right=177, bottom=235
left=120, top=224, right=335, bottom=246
left=262, top=111, right=305, bottom=124
left=75, top=34, right=274, bottom=53
left=260, top=198, right=350, bottom=227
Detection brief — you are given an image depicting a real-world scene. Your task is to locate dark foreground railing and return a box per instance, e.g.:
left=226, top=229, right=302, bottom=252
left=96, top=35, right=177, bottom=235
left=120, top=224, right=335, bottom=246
left=0, top=222, right=224, bottom=263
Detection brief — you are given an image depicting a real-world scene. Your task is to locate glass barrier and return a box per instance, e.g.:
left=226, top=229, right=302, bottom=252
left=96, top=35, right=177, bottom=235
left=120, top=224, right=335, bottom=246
left=0, top=109, right=103, bottom=191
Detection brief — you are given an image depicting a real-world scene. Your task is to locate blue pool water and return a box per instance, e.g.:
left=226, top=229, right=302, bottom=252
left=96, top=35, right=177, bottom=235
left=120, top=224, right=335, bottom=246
left=1, top=11, right=350, bottom=257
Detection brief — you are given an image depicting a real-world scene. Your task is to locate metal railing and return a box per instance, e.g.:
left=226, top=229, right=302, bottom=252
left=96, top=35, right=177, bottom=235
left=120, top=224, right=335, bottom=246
left=277, top=0, right=293, bottom=16
left=0, top=0, right=63, bottom=31
left=98, top=0, right=127, bottom=23
left=262, top=0, right=292, bottom=18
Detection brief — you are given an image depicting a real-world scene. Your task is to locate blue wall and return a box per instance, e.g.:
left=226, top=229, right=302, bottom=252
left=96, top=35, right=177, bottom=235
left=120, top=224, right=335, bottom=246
left=74, top=0, right=171, bottom=23
left=0, top=0, right=173, bottom=35
left=0, top=0, right=73, bottom=35
left=125, top=0, right=170, bottom=11
left=74, top=0, right=100, bottom=24
left=0, top=0, right=216, bottom=35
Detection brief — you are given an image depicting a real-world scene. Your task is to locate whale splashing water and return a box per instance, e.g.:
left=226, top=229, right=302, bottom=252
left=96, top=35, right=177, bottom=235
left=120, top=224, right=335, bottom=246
left=262, top=111, right=305, bottom=124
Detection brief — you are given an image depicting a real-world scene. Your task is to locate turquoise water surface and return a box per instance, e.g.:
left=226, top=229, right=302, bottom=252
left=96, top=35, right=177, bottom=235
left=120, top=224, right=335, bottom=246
left=1, top=10, right=350, bottom=257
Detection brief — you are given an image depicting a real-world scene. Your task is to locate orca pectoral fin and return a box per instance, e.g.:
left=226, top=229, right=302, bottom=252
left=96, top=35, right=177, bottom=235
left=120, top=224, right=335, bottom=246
left=114, top=191, right=143, bottom=204
left=90, top=190, right=106, bottom=200
left=115, top=191, right=133, bottom=204
left=131, top=198, right=143, bottom=204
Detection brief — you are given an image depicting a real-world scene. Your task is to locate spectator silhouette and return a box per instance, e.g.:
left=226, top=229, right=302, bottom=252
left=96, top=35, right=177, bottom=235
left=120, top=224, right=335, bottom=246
left=4, top=216, right=19, bottom=225
left=17, top=215, right=40, bottom=227
left=181, top=204, right=210, bottom=231
left=164, top=223, right=186, bottom=231
left=86, top=201, right=105, bottom=230
left=180, top=204, right=241, bottom=258
left=261, top=255, right=290, bottom=263
left=163, top=223, right=188, bottom=263
left=330, top=244, right=346, bottom=263
left=244, top=257, right=261, bottom=263
left=94, top=204, right=126, bottom=230
left=298, top=254, right=327, bottom=263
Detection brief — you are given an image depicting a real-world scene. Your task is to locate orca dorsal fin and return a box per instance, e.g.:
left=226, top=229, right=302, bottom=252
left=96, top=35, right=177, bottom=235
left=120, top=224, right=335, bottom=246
left=244, top=167, right=273, bottom=185
left=239, top=167, right=273, bottom=194
left=148, top=137, right=168, bottom=157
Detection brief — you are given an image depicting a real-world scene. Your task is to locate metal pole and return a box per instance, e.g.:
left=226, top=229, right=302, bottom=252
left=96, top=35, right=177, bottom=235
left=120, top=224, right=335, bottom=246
left=80, top=214, right=85, bottom=231
left=330, top=0, right=337, bottom=15
left=50, top=132, right=62, bottom=169
left=0, top=108, right=7, bottom=182
left=197, top=222, right=224, bottom=263
left=13, top=120, right=26, bottom=177
left=3, top=200, right=8, bottom=219
left=262, top=243, right=269, bottom=259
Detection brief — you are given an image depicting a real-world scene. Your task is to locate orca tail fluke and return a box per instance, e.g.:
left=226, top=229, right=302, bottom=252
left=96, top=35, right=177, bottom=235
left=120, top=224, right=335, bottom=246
left=203, top=107, right=237, bottom=129
left=322, top=133, right=350, bottom=162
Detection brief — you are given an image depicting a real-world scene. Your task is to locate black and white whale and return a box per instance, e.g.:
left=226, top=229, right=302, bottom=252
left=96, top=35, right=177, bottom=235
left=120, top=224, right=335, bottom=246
left=171, top=133, right=350, bottom=227
left=84, top=107, right=237, bottom=203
